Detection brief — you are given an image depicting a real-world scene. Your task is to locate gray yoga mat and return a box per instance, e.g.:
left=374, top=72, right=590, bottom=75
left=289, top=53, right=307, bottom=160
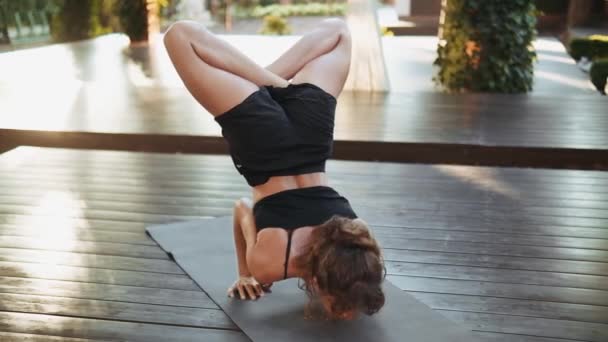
left=147, top=217, right=478, bottom=342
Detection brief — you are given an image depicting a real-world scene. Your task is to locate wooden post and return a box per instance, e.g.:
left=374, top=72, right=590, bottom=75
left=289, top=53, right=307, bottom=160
left=344, top=0, right=390, bottom=92
left=566, top=0, right=595, bottom=27
left=225, top=0, right=232, bottom=32
left=147, top=0, right=160, bottom=40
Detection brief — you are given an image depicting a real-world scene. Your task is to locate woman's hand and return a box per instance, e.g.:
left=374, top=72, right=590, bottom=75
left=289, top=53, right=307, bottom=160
left=227, top=276, right=266, bottom=300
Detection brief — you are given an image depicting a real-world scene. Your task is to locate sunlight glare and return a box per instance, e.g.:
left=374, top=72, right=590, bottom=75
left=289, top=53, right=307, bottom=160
left=434, top=165, right=520, bottom=199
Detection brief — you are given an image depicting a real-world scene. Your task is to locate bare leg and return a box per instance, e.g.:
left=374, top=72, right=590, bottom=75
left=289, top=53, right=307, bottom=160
left=291, top=19, right=351, bottom=98
left=163, top=21, right=289, bottom=116
left=266, top=18, right=352, bottom=98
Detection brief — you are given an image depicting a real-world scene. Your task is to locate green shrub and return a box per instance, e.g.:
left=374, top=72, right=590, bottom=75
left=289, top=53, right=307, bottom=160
left=590, top=58, right=608, bottom=94
left=114, top=0, right=148, bottom=43
left=259, top=14, right=291, bottom=35
left=236, top=3, right=347, bottom=19
left=50, top=0, right=97, bottom=42
left=434, top=0, right=537, bottom=93
left=569, top=35, right=608, bottom=61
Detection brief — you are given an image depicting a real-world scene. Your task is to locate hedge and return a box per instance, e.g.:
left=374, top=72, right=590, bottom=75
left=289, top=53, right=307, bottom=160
left=570, top=35, right=608, bottom=61
left=590, top=58, right=608, bottom=94
left=434, top=0, right=537, bottom=93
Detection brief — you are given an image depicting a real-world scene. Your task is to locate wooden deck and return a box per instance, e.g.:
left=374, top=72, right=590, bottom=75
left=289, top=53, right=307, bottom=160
left=0, top=146, right=606, bottom=341
left=1, top=34, right=607, bottom=170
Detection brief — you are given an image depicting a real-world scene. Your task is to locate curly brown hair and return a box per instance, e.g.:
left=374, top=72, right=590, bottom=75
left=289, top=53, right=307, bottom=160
left=294, top=216, right=386, bottom=319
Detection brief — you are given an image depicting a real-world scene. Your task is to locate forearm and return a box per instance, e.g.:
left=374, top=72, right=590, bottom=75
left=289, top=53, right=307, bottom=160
left=265, top=27, right=342, bottom=80
left=190, top=33, right=288, bottom=88
left=233, top=208, right=251, bottom=277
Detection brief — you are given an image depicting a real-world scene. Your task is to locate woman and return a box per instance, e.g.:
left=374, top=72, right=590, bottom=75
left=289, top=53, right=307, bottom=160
left=163, top=18, right=385, bottom=320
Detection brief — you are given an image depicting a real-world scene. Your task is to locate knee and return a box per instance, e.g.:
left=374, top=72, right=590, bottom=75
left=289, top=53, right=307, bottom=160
left=320, top=18, right=350, bottom=36
left=163, top=20, right=208, bottom=46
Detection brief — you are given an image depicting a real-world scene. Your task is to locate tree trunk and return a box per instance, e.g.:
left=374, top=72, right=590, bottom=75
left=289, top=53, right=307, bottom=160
left=0, top=5, right=10, bottom=44
left=567, top=0, right=595, bottom=27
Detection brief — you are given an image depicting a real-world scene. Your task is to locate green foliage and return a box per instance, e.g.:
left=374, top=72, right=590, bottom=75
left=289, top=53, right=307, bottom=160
left=570, top=35, right=608, bottom=61
left=114, top=0, right=148, bottom=43
left=235, top=2, right=346, bottom=18
left=380, top=26, right=394, bottom=37
left=259, top=14, right=291, bottom=35
left=50, top=0, right=97, bottom=42
left=590, top=58, right=608, bottom=94
left=434, top=0, right=538, bottom=93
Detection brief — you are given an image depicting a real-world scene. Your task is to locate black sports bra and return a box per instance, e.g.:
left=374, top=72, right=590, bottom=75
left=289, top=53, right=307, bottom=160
left=252, top=186, right=358, bottom=279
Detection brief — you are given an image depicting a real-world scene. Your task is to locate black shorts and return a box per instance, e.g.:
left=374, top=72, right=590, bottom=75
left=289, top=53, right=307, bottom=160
left=215, top=82, right=337, bottom=186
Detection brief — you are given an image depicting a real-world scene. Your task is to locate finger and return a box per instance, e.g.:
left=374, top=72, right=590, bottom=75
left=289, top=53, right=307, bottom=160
left=255, top=283, right=264, bottom=297
left=244, top=284, right=258, bottom=300
left=237, top=285, right=246, bottom=300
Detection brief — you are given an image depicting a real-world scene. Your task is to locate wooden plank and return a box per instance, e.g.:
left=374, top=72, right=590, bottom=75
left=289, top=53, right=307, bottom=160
left=0, top=236, right=169, bottom=259
left=0, top=208, right=219, bottom=225
left=363, top=208, right=608, bottom=230
left=379, top=239, right=608, bottom=263
left=4, top=155, right=608, bottom=188
left=371, top=211, right=608, bottom=233
left=411, top=292, right=608, bottom=324
left=2, top=147, right=607, bottom=182
left=375, top=222, right=608, bottom=240
left=0, top=312, right=248, bottom=342
left=0, top=227, right=155, bottom=246
left=0, top=276, right=213, bottom=308
left=382, top=249, right=608, bottom=276
left=389, top=276, right=608, bottom=306
left=0, top=197, right=236, bottom=220
left=2, top=162, right=608, bottom=189
left=0, top=248, right=184, bottom=274
left=387, top=262, right=608, bottom=291
left=344, top=0, right=390, bottom=91
left=0, top=216, right=146, bottom=234
left=442, top=311, right=608, bottom=342
left=0, top=332, right=108, bottom=342
left=1, top=181, right=607, bottom=216
left=0, top=261, right=199, bottom=291
left=0, top=145, right=14, bottom=155
left=375, top=228, right=608, bottom=250
left=2, top=169, right=607, bottom=203
left=1, top=129, right=606, bottom=170
left=473, top=331, right=580, bottom=342
left=0, top=293, right=235, bottom=329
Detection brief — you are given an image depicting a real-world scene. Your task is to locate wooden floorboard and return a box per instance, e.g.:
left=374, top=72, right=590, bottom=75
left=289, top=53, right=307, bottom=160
left=472, top=331, right=581, bottom=342
left=444, top=311, right=608, bottom=342
left=390, top=275, right=608, bottom=307
left=412, top=292, right=608, bottom=324
left=0, top=312, right=247, bottom=342
left=0, top=331, right=108, bottom=342
left=0, top=292, right=234, bottom=329
left=0, top=261, right=199, bottom=291
left=388, top=262, right=608, bottom=291
left=0, top=248, right=184, bottom=274
left=0, top=277, right=213, bottom=308
left=382, top=249, right=608, bottom=276
left=0, top=147, right=607, bottom=341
